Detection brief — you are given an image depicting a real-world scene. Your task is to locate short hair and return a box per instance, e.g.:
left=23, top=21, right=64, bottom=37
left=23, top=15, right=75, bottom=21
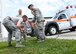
left=18, top=9, right=22, bottom=11
left=22, top=15, right=28, bottom=18
left=28, top=4, right=33, bottom=9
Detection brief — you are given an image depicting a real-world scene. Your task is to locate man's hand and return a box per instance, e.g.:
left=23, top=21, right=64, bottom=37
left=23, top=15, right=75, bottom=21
left=31, top=22, right=38, bottom=29
left=20, top=27, right=25, bottom=33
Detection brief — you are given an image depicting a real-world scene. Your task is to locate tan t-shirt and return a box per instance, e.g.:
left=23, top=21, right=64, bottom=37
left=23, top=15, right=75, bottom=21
left=16, top=15, right=22, bottom=27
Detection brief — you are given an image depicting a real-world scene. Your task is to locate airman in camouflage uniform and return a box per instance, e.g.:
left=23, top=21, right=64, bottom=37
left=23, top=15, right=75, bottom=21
left=3, top=16, right=25, bottom=47
left=28, top=4, right=45, bottom=42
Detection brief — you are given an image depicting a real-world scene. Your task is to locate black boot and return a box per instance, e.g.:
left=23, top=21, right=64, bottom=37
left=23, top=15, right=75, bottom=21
left=8, top=42, right=12, bottom=47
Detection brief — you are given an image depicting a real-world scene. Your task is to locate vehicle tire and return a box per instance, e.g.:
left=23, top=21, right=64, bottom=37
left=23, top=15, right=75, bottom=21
left=69, top=27, right=75, bottom=31
left=48, top=26, right=57, bottom=35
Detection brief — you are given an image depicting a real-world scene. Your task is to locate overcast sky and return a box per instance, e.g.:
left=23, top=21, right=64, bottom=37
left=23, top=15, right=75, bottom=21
left=2, top=0, right=76, bottom=18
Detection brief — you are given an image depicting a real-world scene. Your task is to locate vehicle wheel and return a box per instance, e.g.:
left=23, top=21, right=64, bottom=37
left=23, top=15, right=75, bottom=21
left=49, top=26, right=57, bottom=35
left=69, top=27, right=75, bottom=31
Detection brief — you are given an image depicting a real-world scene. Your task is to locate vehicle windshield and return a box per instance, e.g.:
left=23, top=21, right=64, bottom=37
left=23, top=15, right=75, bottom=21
left=53, top=14, right=58, bottom=19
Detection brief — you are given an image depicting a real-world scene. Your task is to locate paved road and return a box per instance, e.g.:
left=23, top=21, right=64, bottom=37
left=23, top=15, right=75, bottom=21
left=0, top=30, right=76, bottom=42
left=46, top=30, right=76, bottom=40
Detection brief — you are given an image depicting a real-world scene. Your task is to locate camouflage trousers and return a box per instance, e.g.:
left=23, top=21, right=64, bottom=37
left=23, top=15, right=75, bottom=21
left=34, top=22, right=45, bottom=40
left=20, top=29, right=27, bottom=40
left=3, top=21, right=21, bottom=45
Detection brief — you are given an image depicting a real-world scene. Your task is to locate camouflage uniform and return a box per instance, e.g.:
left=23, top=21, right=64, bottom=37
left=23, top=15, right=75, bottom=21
left=20, top=20, right=32, bottom=39
left=31, top=8, right=45, bottom=41
left=20, top=21, right=27, bottom=40
left=3, top=16, right=24, bottom=47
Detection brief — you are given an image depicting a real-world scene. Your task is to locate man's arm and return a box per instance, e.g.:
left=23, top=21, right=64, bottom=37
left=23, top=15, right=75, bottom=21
left=34, top=8, right=44, bottom=22
left=16, top=18, right=23, bottom=28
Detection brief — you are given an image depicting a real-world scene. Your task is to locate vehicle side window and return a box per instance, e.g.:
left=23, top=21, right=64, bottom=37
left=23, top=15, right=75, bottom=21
left=58, top=14, right=67, bottom=20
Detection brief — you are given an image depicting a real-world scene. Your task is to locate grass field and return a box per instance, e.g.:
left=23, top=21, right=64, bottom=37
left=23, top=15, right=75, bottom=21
left=0, top=37, right=76, bottom=54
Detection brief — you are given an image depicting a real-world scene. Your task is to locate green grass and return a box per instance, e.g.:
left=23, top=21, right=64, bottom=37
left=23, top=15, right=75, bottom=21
left=0, top=37, right=76, bottom=54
